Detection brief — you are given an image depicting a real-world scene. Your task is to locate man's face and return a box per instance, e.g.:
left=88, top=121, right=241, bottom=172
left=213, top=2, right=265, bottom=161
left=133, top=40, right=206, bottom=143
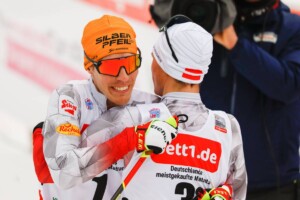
left=151, top=54, right=167, bottom=96
left=88, top=53, right=139, bottom=108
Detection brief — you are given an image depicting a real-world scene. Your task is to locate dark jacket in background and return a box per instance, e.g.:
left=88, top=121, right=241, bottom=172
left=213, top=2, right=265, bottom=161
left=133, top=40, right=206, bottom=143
left=201, top=2, right=300, bottom=192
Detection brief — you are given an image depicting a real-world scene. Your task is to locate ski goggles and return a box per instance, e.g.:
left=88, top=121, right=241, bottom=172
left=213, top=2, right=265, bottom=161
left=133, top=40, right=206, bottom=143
left=84, top=48, right=142, bottom=77
left=159, top=15, right=192, bottom=63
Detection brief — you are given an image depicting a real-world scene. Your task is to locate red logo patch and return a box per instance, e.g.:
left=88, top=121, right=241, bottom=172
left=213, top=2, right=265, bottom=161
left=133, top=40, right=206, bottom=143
left=214, top=126, right=227, bottom=133
left=61, top=99, right=77, bottom=115
left=151, top=134, right=221, bottom=172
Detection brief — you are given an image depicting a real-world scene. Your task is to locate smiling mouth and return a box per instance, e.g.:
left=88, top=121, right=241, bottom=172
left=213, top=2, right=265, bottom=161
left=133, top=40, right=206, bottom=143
left=113, top=86, right=129, bottom=91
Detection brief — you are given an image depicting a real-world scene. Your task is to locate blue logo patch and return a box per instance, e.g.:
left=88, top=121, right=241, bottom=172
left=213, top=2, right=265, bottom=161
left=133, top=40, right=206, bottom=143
left=85, top=98, right=93, bottom=110
left=149, top=108, right=160, bottom=118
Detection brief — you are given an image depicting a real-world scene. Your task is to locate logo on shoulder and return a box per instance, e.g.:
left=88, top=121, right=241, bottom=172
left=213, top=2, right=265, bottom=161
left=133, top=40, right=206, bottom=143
left=214, top=114, right=227, bottom=133
left=85, top=98, right=93, bottom=110
left=149, top=108, right=160, bottom=118
left=56, top=123, right=81, bottom=136
left=59, top=95, right=78, bottom=117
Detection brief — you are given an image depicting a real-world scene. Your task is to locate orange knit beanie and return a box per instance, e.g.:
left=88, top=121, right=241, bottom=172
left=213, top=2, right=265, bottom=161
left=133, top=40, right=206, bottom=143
left=81, top=15, right=137, bottom=70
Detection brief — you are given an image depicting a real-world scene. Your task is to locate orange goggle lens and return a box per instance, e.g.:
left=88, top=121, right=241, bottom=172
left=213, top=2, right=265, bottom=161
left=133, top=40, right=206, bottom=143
left=98, top=54, right=141, bottom=77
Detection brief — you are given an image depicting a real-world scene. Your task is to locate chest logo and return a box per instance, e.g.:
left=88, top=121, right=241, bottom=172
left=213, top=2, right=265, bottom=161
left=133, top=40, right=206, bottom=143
left=85, top=98, right=93, bottom=110
left=253, top=32, right=278, bottom=43
left=151, top=134, right=222, bottom=172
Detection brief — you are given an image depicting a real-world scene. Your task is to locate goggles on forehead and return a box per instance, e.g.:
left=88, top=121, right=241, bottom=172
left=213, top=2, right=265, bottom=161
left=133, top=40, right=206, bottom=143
left=160, top=15, right=192, bottom=63
left=84, top=48, right=142, bottom=77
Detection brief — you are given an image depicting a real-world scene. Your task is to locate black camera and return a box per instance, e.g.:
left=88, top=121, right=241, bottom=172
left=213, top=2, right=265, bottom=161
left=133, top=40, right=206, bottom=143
left=150, top=0, right=278, bottom=33
left=150, top=0, right=237, bottom=34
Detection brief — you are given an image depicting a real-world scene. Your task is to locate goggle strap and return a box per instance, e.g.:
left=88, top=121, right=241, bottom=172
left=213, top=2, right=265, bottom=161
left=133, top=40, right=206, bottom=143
left=159, top=15, right=192, bottom=63
left=84, top=51, right=101, bottom=68
left=165, top=31, right=178, bottom=62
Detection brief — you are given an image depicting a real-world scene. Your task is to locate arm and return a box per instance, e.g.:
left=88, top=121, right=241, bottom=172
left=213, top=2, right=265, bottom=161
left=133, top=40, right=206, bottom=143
left=43, top=86, right=137, bottom=189
left=226, top=114, right=247, bottom=200
left=215, top=24, right=300, bottom=103
left=44, top=122, right=137, bottom=190
left=43, top=87, right=177, bottom=189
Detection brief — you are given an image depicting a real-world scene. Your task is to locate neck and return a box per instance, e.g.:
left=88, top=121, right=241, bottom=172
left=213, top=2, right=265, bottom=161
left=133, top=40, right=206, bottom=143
left=162, top=77, right=199, bottom=95
left=106, top=100, right=116, bottom=110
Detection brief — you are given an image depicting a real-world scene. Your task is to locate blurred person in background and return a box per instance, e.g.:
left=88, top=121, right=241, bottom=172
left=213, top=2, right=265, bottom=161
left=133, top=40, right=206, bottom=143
left=33, top=14, right=178, bottom=200
left=201, top=0, right=300, bottom=199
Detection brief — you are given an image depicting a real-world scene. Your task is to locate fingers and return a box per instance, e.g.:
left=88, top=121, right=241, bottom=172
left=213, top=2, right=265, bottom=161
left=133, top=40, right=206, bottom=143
left=209, top=185, right=232, bottom=200
left=195, top=187, right=210, bottom=200
left=213, top=25, right=238, bottom=50
left=136, top=117, right=180, bottom=155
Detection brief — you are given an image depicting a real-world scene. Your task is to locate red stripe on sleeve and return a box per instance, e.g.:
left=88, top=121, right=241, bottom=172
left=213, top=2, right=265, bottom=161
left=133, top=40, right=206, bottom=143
left=80, top=123, right=89, bottom=134
left=33, top=127, right=54, bottom=183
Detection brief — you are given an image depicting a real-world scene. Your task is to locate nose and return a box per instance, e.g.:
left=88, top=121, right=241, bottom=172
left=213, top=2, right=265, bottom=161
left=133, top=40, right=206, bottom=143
left=116, top=67, right=130, bottom=82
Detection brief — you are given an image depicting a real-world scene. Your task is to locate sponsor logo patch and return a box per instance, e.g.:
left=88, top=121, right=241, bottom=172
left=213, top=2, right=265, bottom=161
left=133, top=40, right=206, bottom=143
left=96, top=32, right=134, bottom=48
left=149, top=108, right=160, bottom=118
left=151, top=134, right=222, bottom=172
left=253, top=32, right=278, bottom=43
left=214, top=114, right=227, bottom=133
left=59, top=95, right=78, bottom=117
left=56, top=123, right=81, bottom=136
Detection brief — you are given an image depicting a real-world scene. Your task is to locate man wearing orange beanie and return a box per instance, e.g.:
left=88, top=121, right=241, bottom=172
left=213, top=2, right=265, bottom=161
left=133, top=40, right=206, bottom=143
left=33, top=15, right=178, bottom=200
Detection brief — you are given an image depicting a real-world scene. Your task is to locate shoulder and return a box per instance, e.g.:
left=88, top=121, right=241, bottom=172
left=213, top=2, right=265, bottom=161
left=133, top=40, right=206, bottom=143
left=280, top=5, right=300, bottom=33
left=129, top=89, right=161, bottom=105
left=282, top=13, right=300, bottom=28
left=49, top=80, right=89, bottom=106
left=210, top=110, right=241, bottom=133
left=226, top=113, right=241, bottom=134
left=53, top=80, right=89, bottom=96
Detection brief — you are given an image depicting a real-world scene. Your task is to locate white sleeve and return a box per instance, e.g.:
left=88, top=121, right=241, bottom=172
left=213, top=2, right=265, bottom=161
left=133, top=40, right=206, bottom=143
left=227, top=114, right=248, bottom=200
left=43, top=86, right=138, bottom=189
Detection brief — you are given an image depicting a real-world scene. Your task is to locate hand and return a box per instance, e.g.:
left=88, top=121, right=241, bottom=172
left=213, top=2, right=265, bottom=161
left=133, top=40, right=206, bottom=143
left=209, top=184, right=233, bottom=200
left=213, top=25, right=238, bottom=50
left=194, top=187, right=210, bottom=200
left=135, top=116, right=178, bottom=154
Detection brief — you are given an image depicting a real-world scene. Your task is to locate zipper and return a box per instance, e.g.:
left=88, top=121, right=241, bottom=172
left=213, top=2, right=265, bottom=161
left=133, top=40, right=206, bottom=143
left=230, top=72, right=237, bottom=114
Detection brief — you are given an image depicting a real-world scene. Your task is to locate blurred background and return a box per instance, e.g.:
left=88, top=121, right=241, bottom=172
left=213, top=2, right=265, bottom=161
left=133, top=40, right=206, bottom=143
left=0, top=0, right=299, bottom=199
